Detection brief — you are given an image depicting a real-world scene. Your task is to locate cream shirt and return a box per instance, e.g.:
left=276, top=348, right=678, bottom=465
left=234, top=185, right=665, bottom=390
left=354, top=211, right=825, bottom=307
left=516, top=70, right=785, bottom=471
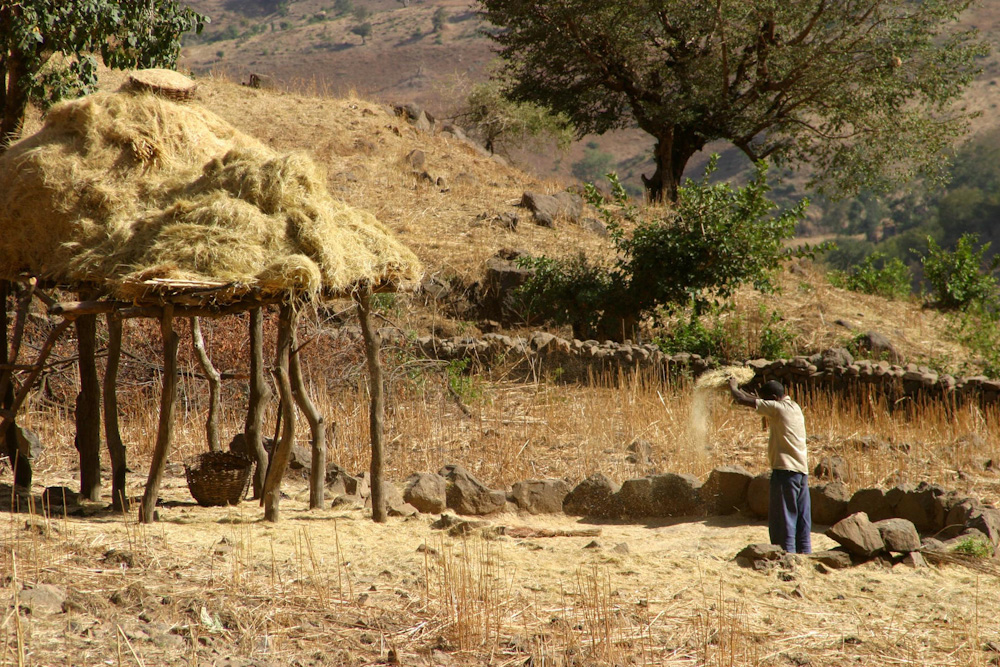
left=756, top=397, right=808, bottom=474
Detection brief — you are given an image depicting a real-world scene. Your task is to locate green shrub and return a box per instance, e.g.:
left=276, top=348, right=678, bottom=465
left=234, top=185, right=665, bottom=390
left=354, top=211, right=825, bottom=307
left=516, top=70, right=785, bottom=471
left=828, top=252, right=912, bottom=298
left=919, top=234, right=999, bottom=310
left=953, top=535, right=994, bottom=559
left=946, top=301, right=1000, bottom=377
left=515, top=158, right=821, bottom=341
left=656, top=304, right=795, bottom=361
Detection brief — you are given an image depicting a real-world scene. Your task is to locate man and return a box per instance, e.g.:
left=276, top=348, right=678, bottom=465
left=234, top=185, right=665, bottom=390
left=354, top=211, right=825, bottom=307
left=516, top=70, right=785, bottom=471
left=729, top=378, right=811, bottom=554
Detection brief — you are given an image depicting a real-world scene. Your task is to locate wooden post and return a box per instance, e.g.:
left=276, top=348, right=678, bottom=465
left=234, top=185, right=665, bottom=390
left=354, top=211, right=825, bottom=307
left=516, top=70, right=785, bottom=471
left=261, top=302, right=297, bottom=522
left=290, top=325, right=326, bottom=509
left=190, top=317, right=222, bottom=452
left=357, top=289, right=386, bottom=523
left=103, top=316, right=128, bottom=510
left=140, top=307, right=179, bottom=524
left=246, top=308, right=272, bottom=498
left=75, top=310, right=102, bottom=501
left=0, top=280, right=30, bottom=489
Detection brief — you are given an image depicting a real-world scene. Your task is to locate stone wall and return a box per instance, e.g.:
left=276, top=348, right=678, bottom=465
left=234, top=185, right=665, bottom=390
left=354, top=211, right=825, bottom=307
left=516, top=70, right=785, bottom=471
left=411, top=331, right=1000, bottom=408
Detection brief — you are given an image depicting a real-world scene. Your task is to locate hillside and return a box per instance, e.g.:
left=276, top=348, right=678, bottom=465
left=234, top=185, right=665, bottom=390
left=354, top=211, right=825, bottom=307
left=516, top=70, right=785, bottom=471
left=5, top=66, right=1000, bottom=667
left=176, top=0, right=1000, bottom=201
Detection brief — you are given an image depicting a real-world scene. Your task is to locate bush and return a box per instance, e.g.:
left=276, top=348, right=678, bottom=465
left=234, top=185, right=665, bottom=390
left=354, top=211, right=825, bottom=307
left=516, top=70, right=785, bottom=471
left=828, top=251, right=912, bottom=298
left=919, top=234, right=999, bottom=310
left=656, top=304, right=795, bottom=361
left=515, top=158, right=820, bottom=341
left=953, top=535, right=994, bottom=559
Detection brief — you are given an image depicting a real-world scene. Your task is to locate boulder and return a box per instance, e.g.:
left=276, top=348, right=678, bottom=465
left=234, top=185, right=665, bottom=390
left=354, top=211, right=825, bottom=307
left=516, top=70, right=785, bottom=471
left=625, top=439, right=653, bottom=465
left=942, top=497, right=982, bottom=539
left=817, top=347, right=854, bottom=370
left=480, top=256, right=534, bottom=323
left=809, top=548, right=854, bottom=569
left=746, top=472, right=771, bottom=519
left=894, top=483, right=947, bottom=533
left=650, top=473, right=705, bottom=517
left=966, top=507, right=1000, bottom=545
left=700, top=465, right=753, bottom=515
left=510, top=479, right=570, bottom=514
left=853, top=331, right=902, bottom=363
left=326, top=465, right=370, bottom=500
left=18, top=583, right=66, bottom=614
left=847, top=488, right=893, bottom=522
left=563, top=473, right=620, bottom=517
left=825, top=513, right=885, bottom=558
left=874, top=518, right=921, bottom=553
left=438, top=464, right=506, bottom=515
left=616, top=477, right=655, bottom=518
left=519, top=191, right=583, bottom=227
left=41, top=486, right=79, bottom=509
left=403, top=472, right=447, bottom=514
left=734, top=543, right=786, bottom=570
left=813, top=455, right=848, bottom=481
left=809, top=481, right=850, bottom=526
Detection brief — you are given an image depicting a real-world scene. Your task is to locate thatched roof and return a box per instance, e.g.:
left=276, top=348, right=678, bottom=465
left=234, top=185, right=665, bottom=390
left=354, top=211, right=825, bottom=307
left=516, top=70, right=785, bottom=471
left=0, top=72, right=422, bottom=306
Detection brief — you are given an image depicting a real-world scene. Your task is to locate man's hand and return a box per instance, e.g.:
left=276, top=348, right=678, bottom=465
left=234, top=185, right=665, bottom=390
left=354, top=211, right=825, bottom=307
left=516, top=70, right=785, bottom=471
left=729, top=378, right=757, bottom=408
left=728, top=377, right=738, bottom=391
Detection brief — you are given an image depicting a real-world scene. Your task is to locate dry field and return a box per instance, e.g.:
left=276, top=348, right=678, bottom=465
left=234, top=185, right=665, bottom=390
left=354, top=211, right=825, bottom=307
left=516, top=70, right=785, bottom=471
left=6, top=66, right=1000, bottom=667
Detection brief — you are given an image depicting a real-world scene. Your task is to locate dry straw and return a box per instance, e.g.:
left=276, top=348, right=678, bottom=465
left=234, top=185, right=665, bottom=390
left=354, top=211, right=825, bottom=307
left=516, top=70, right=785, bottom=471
left=0, top=73, right=421, bottom=304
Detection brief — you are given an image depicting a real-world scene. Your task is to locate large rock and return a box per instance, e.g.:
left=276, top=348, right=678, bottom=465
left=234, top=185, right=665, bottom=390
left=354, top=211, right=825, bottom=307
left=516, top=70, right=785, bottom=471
left=874, top=518, right=921, bottom=553
left=700, top=465, right=753, bottom=515
left=403, top=472, right=447, bottom=514
left=563, top=473, right=620, bottom=517
left=817, top=347, right=854, bottom=370
left=825, top=513, right=885, bottom=558
left=17, top=583, right=66, bottom=615
left=942, top=497, right=982, bottom=539
left=810, top=548, right=854, bottom=569
left=480, top=256, right=534, bottom=323
left=966, top=507, right=1000, bottom=545
left=616, top=477, right=655, bottom=518
left=746, top=472, right=771, bottom=519
left=734, top=543, right=786, bottom=570
left=510, top=479, right=570, bottom=514
left=438, top=464, right=506, bottom=515
left=847, top=488, right=893, bottom=522
left=853, top=331, right=902, bottom=363
left=326, top=464, right=370, bottom=500
left=894, top=483, right=947, bottom=533
left=809, top=481, right=850, bottom=526
left=651, top=473, right=705, bottom=517
left=813, top=455, right=848, bottom=481
left=520, top=191, right=583, bottom=227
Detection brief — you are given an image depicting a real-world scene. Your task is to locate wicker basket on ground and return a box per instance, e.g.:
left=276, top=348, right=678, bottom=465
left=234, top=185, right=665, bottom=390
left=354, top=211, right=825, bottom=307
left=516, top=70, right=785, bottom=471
left=184, top=451, right=253, bottom=507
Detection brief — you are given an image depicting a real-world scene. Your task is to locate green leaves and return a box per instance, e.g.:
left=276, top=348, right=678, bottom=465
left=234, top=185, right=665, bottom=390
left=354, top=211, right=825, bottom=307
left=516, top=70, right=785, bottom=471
left=1, top=0, right=207, bottom=147
left=515, top=158, right=811, bottom=341
left=919, top=234, right=1000, bottom=310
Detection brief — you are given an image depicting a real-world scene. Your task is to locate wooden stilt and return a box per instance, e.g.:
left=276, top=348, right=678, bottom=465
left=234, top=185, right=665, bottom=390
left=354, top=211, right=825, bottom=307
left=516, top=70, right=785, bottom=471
left=245, top=308, right=272, bottom=498
left=262, top=302, right=297, bottom=522
left=140, top=307, right=179, bottom=524
left=357, top=289, right=386, bottom=523
left=103, top=316, right=128, bottom=511
left=190, top=317, right=222, bottom=452
left=75, top=310, right=102, bottom=501
left=290, top=325, right=326, bottom=509
left=0, top=280, right=30, bottom=489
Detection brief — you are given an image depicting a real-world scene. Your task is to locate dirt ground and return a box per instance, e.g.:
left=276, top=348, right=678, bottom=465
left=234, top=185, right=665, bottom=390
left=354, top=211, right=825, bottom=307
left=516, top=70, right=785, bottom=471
left=3, top=465, right=1000, bottom=667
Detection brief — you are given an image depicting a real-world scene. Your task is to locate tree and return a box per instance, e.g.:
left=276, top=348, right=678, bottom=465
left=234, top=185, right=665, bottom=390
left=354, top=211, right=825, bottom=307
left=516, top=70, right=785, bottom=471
left=453, top=76, right=573, bottom=155
left=351, top=22, right=372, bottom=45
left=0, top=1, right=206, bottom=150
left=479, top=0, right=988, bottom=202
left=515, top=158, right=813, bottom=340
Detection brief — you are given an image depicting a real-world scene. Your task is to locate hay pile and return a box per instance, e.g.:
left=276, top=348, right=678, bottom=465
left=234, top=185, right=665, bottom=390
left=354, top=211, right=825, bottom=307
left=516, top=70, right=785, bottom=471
left=688, top=366, right=756, bottom=456
left=0, top=78, right=421, bottom=303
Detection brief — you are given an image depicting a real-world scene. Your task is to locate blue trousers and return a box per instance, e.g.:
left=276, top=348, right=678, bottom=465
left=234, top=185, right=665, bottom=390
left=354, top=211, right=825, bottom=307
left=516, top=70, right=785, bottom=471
left=769, top=470, right=812, bottom=554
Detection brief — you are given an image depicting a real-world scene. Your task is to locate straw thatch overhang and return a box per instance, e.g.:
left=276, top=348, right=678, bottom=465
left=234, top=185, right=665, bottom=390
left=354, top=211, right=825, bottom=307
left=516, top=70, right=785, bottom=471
left=0, top=70, right=421, bottom=524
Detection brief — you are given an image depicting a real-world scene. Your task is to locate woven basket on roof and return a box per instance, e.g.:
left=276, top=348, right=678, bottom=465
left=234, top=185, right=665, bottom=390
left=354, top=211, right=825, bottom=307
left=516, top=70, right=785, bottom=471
left=127, top=68, right=197, bottom=101
left=184, top=451, right=253, bottom=507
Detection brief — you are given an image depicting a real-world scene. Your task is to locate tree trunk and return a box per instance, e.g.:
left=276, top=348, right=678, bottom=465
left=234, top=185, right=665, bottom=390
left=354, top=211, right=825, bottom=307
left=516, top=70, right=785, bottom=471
left=262, top=303, right=297, bottom=522
left=140, top=307, right=179, bottom=524
left=103, top=316, right=128, bottom=511
left=0, top=49, right=31, bottom=152
left=289, top=326, right=327, bottom=510
left=190, top=317, right=222, bottom=452
left=245, top=308, right=272, bottom=498
left=75, top=312, right=102, bottom=501
left=357, top=290, right=386, bottom=523
left=641, top=127, right=703, bottom=202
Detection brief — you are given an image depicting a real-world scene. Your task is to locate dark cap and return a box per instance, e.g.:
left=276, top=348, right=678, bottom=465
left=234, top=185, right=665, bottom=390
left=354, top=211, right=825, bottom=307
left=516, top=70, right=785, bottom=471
left=759, top=380, right=785, bottom=401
